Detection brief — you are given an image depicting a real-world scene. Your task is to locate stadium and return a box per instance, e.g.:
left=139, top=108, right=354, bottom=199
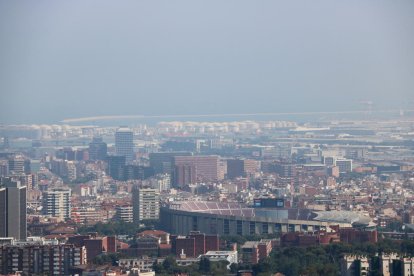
left=160, top=200, right=375, bottom=236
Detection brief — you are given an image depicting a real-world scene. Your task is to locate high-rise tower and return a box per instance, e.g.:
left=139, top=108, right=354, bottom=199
left=132, top=187, right=159, bottom=223
left=0, top=178, right=27, bottom=240
left=115, top=128, right=134, bottom=163
left=42, top=189, right=71, bottom=220
left=88, top=137, right=107, bottom=161
left=8, top=155, right=25, bottom=175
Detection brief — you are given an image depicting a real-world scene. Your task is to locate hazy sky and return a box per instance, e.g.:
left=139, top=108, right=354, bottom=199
left=1, top=0, right=413, bottom=124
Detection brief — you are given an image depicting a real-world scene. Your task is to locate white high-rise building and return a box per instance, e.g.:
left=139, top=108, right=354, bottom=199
left=133, top=187, right=159, bottom=223
left=66, top=161, right=77, bottom=181
left=42, top=189, right=71, bottom=220
left=115, top=127, right=134, bottom=163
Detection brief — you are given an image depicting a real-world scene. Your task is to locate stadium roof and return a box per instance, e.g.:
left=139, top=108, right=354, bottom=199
left=313, top=210, right=373, bottom=226
left=166, top=201, right=374, bottom=226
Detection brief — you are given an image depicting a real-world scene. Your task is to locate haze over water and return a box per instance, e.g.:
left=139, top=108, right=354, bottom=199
left=1, top=0, right=413, bottom=124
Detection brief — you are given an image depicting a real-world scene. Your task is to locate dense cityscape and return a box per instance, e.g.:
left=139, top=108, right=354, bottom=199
left=2, top=0, right=414, bottom=275
left=1, top=116, right=414, bottom=275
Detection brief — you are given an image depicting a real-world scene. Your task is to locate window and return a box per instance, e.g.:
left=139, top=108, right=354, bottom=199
left=249, top=222, right=256, bottom=235
left=262, top=223, right=268, bottom=234
left=224, top=219, right=230, bottom=235
left=237, top=220, right=243, bottom=235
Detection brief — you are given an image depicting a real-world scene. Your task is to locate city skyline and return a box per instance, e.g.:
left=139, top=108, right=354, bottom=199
left=1, top=112, right=414, bottom=275
left=1, top=1, right=414, bottom=275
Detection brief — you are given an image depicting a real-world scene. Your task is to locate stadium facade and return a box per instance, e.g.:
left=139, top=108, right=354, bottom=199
left=160, top=201, right=373, bottom=236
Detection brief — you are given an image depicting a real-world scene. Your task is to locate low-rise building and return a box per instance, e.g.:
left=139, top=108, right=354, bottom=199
left=241, top=240, right=272, bottom=264
left=380, top=253, right=414, bottom=276
left=0, top=242, right=86, bottom=275
left=203, top=251, right=238, bottom=268
left=172, top=231, right=219, bottom=258
left=67, top=234, right=116, bottom=262
left=115, top=204, right=134, bottom=223
left=341, top=255, right=369, bottom=276
left=119, top=256, right=155, bottom=271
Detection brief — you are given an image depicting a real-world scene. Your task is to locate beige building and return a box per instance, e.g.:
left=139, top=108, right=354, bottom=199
left=341, top=255, right=369, bottom=276
left=174, top=155, right=223, bottom=186
left=381, top=253, right=414, bottom=276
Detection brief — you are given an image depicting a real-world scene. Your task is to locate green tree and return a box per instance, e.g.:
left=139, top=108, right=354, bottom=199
left=199, top=257, right=211, bottom=273
left=252, top=258, right=272, bottom=275
left=92, top=253, right=124, bottom=266
left=230, top=263, right=239, bottom=274
left=162, top=256, right=177, bottom=273
left=401, top=240, right=414, bottom=255
left=153, top=261, right=164, bottom=274
left=210, top=260, right=229, bottom=276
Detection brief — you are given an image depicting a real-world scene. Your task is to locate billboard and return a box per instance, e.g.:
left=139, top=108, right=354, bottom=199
left=253, top=198, right=285, bottom=208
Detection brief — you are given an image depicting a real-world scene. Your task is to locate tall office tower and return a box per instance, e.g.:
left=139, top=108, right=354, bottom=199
left=107, top=155, right=126, bottom=181
left=226, top=159, right=258, bottom=179
left=132, top=187, right=160, bottom=223
left=173, top=155, right=222, bottom=187
left=23, top=159, right=31, bottom=174
left=88, top=137, right=107, bottom=161
left=174, top=164, right=196, bottom=187
left=115, top=127, right=134, bottom=163
left=30, top=160, right=41, bottom=173
left=274, top=163, right=297, bottom=177
left=0, top=178, right=27, bottom=240
left=149, top=152, right=192, bottom=174
left=226, top=159, right=244, bottom=179
left=124, top=164, right=154, bottom=180
left=8, top=156, right=25, bottom=175
left=42, top=189, right=71, bottom=221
